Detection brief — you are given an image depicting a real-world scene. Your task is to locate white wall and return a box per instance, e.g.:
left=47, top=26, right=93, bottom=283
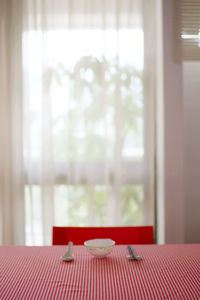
left=156, top=1, right=200, bottom=244
left=183, top=62, right=200, bottom=243
left=156, top=0, right=185, bottom=244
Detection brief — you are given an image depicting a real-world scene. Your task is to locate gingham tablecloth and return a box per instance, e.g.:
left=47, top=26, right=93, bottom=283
left=0, top=245, right=199, bottom=299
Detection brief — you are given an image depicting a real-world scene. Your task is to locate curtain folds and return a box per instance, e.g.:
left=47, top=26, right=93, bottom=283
left=0, top=0, right=155, bottom=245
left=0, top=0, right=24, bottom=245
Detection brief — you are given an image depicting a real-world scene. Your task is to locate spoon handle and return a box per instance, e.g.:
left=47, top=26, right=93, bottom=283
left=127, top=245, right=138, bottom=260
left=67, top=241, right=73, bottom=256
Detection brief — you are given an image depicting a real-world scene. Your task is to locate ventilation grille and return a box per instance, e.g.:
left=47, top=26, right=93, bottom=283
left=175, top=0, right=200, bottom=60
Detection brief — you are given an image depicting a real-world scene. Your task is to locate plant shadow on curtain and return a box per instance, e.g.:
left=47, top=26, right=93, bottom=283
left=22, top=0, right=155, bottom=245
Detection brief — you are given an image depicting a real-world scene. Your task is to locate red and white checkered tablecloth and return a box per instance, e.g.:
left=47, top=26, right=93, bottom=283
left=0, top=245, right=199, bottom=299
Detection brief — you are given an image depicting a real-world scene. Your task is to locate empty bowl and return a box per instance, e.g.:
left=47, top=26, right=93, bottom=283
left=84, top=238, right=115, bottom=258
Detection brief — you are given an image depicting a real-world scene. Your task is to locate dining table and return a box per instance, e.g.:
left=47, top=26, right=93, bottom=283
left=0, top=244, right=199, bottom=299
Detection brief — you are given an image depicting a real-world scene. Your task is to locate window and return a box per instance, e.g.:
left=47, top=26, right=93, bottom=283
left=23, top=1, right=155, bottom=245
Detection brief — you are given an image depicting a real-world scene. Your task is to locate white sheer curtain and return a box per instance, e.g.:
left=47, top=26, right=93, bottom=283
left=0, top=0, right=24, bottom=245
left=0, top=0, right=156, bottom=245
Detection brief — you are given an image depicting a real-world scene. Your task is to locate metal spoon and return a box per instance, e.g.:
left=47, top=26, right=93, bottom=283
left=127, top=245, right=142, bottom=261
left=61, top=241, right=74, bottom=261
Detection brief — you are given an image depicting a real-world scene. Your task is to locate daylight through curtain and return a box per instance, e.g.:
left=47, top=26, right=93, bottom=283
left=0, top=0, right=156, bottom=245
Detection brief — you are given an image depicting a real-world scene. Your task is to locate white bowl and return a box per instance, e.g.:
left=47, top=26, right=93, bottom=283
left=84, top=238, right=115, bottom=258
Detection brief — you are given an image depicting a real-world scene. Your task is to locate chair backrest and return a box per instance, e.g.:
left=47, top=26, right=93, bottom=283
left=52, top=226, right=154, bottom=245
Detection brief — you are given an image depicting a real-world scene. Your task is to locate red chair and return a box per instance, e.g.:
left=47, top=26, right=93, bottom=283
left=52, top=226, right=154, bottom=245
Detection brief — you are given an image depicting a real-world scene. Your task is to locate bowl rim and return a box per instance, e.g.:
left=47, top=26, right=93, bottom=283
left=84, top=238, right=115, bottom=248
